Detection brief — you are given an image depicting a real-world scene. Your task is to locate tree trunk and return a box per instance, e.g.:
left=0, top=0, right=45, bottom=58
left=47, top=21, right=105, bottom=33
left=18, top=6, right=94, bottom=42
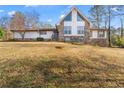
left=108, top=6, right=112, bottom=47
left=121, top=18, right=123, bottom=38
left=96, top=6, right=100, bottom=29
left=20, top=32, right=25, bottom=40
left=22, top=32, right=25, bottom=40
left=105, top=18, right=107, bottom=30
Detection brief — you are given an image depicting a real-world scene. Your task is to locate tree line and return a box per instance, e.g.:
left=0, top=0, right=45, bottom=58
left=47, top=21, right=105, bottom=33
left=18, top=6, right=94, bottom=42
left=89, top=5, right=124, bottom=47
left=0, top=10, right=53, bottom=30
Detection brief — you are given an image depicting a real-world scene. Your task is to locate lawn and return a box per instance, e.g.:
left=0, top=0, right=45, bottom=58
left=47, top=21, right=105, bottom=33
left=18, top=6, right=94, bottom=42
left=0, top=42, right=124, bottom=88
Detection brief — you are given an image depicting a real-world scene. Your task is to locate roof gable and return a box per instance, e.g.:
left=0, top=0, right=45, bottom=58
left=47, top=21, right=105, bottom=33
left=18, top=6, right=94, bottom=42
left=58, top=6, right=92, bottom=25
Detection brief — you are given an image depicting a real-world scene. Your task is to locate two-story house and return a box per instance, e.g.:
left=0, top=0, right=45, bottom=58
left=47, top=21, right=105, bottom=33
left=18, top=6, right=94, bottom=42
left=11, top=6, right=108, bottom=46
left=57, top=6, right=108, bottom=46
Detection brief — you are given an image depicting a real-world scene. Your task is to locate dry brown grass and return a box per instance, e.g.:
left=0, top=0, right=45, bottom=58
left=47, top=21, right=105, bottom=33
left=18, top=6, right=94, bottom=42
left=0, top=42, right=124, bottom=87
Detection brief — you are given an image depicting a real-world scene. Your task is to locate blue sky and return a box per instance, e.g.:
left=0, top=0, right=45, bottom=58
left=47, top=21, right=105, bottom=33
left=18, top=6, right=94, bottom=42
left=0, top=5, right=121, bottom=27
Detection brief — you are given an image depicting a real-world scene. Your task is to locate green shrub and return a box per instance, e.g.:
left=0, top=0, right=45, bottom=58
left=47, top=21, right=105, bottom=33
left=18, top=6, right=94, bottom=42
left=0, top=27, right=4, bottom=39
left=111, top=36, right=117, bottom=45
left=112, top=36, right=124, bottom=47
left=36, top=37, right=44, bottom=41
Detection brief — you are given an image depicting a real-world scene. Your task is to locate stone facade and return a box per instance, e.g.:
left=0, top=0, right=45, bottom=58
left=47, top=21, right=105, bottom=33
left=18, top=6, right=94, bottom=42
left=83, top=30, right=91, bottom=44
left=64, top=36, right=84, bottom=42
left=89, top=38, right=108, bottom=47
left=57, top=21, right=64, bottom=41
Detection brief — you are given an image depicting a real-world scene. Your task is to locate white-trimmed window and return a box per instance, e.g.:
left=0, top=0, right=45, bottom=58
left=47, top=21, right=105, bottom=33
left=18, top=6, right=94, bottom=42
left=64, top=12, right=72, bottom=21
left=64, top=26, right=71, bottom=34
left=77, top=26, right=84, bottom=34
left=77, top=13, right=83, bottom=21
left=98, top=31, right=105, bottom=38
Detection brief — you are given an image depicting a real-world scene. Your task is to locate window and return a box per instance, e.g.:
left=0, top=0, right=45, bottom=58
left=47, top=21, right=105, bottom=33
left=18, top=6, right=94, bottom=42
left=98, top=31, right=105, bottom=38
left=77, top=26, right=84, bottom=34
left=77, top=13, right=83, bottom=21
left=64, top=26, right=71, bottom=34
left=40, top=31, right=47, bottom=35
left=64, top=12, right=72, bottom=21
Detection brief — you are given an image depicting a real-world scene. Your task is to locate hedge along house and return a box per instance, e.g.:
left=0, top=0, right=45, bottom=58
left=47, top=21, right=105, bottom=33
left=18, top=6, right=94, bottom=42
left=57, top=6, right=108, bottom=46
left=11, top=28, right=58, bottom=40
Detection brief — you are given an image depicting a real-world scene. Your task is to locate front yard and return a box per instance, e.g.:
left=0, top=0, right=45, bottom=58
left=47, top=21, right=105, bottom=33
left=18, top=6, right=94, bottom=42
left=0, top=42, right=124, bottom=87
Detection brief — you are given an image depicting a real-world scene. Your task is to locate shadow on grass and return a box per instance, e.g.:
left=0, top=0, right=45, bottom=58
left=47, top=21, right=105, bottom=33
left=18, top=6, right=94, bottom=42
left=32, top=57, right=124, bottom=88
left=1, top=56, right=124, bottom=88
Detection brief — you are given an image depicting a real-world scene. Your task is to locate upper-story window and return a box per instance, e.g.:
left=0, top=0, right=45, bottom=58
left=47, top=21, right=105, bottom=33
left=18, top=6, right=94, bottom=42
left=64, top=26, right=71, bottom=34
left=98, top=31, right=105, bottom=38
left=77, top=13, right=83, bottom=21
left=77, top=26, right=84, bottom=34
left=64, top=12, right=72, bottom=21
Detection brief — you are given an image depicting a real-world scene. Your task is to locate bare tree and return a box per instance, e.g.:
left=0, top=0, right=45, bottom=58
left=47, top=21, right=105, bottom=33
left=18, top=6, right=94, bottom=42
left=10, top=11, right=25, bottom=30
left=106, top=5, right=124, bottom=47
left=120, top=18, right=124, bottom=38
left=10, top=11, right=25, bottom=40
left=107, top=6, right=112, bottom=47
left=89, top=5, right=105, bottom=29
left=89, top=5, right=113, bottom=47
left=0, top=16, right=10, bottom=29
left=42, top=22, right=53, bottom=28
left=19, top=31, right=25, bottom=40
left=0, top=16, right=12, bottom=40
left=115, top=6, right=124, bottom=38
left=89, top=5, right=124, bottom=47
left=24, top=10, right=40, bottom=29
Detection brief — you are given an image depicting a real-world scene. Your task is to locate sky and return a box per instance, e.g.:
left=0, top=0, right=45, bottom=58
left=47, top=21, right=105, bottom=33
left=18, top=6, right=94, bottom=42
left=0, top=5, right=122, bottom=27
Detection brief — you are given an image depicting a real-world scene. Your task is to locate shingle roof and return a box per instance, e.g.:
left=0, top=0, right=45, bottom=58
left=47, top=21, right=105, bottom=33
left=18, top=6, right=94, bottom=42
left=10, top=28, right=57, bottom=32
left=90, top=28, right=108, bottom=31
